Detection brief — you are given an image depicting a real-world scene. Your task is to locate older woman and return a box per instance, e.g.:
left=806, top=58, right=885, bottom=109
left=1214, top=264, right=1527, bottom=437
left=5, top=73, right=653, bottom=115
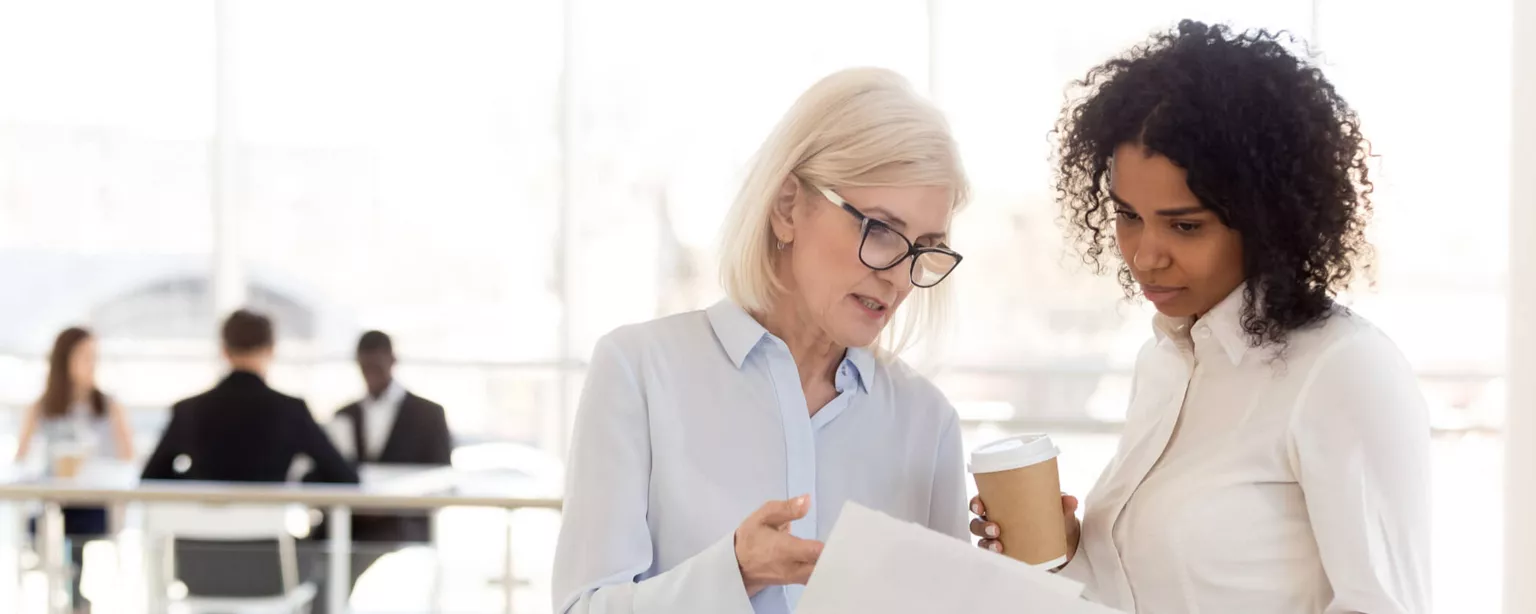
left=551, top=67, right=970, bottom=614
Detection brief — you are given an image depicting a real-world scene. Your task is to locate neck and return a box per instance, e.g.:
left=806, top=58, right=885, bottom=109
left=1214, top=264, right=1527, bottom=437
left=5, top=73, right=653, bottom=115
left=757, top=295, right=845, bottom=390
left=227, top=357, right=268, bottom=378
left=369, top=379, right=394, bottom=400
left=70, top=385, right=93, bottom=403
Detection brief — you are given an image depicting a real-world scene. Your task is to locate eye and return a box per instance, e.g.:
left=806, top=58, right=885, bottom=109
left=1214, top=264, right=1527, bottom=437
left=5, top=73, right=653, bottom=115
left=866, top=222, right=905, bottom=244
left=1116, top=209, right=1142, bottom=222
left=1173, top=221, right=1202, bottom=233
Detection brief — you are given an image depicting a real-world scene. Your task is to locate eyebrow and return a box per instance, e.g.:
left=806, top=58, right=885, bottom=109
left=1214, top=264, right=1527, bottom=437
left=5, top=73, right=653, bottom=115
left=866, top=207, right=950, bottom=242
left=1107, top=190, right=1207, bottom=217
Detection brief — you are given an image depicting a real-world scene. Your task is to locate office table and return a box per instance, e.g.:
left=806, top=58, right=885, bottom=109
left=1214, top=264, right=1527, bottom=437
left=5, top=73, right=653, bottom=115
left=0, top=465, right=561, bottom=614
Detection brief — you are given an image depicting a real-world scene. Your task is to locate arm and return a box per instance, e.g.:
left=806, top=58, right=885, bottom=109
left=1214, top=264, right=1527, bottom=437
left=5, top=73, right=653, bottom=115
left=1288, top=332, right=1432, bottom=614
left=107, top=400, right=136, bottom=461
left=928, top=409, right=969, bottom=540
left=550, top=333, right=755, bottom=614
left=423, top=402, right=453, bottom=465
left=13, top=403, right=40, bottom=462
left=141, top=404, right=187, bottom=480
left=297, top=402, right=360, bottom=484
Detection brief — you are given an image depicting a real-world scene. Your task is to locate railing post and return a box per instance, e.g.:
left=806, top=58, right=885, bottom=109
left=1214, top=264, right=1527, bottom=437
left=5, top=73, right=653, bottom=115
left=504, top=507, right=516, bottom=614
left=328, top=505, right=352, bottom=614
left=41, top=502, right=67, bottom=614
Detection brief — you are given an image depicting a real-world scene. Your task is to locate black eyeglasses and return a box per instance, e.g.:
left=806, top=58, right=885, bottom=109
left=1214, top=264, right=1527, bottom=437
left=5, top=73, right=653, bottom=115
left=817, top=186, right=963, bottom=288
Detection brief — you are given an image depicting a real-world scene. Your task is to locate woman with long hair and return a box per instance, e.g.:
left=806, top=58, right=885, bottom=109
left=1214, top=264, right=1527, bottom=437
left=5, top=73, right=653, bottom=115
left=16, top=327, right=134, bottom=464
left=15, top=327, right=135, bottom=612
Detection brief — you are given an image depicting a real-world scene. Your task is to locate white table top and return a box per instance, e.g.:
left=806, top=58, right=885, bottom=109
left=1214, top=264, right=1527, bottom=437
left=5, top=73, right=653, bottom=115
left=0, top=462, right=562, bottom=511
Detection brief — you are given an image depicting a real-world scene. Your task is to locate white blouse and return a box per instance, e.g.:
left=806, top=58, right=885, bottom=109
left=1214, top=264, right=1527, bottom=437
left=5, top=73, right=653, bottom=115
left=551, top=300, right=969, bottom=614
left=1061, top=288, right=1432, bottom=613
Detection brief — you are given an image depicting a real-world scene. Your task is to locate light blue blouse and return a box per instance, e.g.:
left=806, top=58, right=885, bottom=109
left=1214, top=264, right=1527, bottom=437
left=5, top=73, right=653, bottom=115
left=552, top=300, right=969, bottom=614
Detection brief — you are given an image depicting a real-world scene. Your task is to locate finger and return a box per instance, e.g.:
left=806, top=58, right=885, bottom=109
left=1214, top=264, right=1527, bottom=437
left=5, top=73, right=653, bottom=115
left=969, top=518, right=1000, bottom=539
left=788, top=559, right=820, bottom=585
left=777, top=535, right=824, bottom=563
left=756, top=495, right=811, bottom=527
left=1062, top=494, right=1080, bottom=515
left=970, top=496, right=987, bottom=518
left=978, top=538, right=1003, bottom=554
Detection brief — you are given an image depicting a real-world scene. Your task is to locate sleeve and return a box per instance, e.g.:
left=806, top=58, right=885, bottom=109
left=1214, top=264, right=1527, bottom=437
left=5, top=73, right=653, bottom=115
left=424, top=401, right=453, bottom=465
left=928, top=408, right=969, bottom=540
left=551, top=333, right=755, bottom=614
left=140, top=403, right=188, bottom=480
left=297, top=401, right=360, bottom=484
left=107, top=399, right=136, bottom=460
left=1288, top=331, right=1432, bottom=614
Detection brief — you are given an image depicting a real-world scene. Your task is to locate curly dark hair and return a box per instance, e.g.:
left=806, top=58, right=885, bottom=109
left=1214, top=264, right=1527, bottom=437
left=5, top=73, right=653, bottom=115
left=1055, top=20, right=1374, bottom=348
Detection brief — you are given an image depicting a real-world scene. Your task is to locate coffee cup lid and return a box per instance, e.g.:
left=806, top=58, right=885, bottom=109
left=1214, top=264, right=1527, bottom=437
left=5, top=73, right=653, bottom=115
left=967, top=434, right=1059, bottom=474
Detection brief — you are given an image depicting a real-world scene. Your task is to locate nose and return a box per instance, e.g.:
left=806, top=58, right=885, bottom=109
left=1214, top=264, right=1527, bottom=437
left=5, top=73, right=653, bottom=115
left=874, top=258, right=915, bottom=292
left=1129, top=232, right=1172, bottom=272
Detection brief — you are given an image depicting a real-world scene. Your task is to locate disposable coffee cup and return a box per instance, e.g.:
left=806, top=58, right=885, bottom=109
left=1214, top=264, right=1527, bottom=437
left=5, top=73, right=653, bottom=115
left=51, top=444, right=85, bottom=480
left=969, top=434, right=1070, bottom=568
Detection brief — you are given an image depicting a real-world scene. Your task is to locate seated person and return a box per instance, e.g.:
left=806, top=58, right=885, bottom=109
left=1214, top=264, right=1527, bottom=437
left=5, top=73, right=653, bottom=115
left=326, top=330, right=452, bottom=542
left=308, top=330, right=453, bottom=611
left=141, top=309, right=357, bottom=598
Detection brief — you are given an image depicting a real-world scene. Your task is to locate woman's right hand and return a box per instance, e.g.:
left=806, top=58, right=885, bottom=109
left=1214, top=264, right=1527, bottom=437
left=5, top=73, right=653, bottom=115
left=735, top=495, right=825, bottom=596
left=969, top=494, right=1082, bottom=563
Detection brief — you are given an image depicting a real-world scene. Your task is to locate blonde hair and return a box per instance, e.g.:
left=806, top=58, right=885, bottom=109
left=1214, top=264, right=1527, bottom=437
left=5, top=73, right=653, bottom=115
left=718, top=67, right=970, bottom=356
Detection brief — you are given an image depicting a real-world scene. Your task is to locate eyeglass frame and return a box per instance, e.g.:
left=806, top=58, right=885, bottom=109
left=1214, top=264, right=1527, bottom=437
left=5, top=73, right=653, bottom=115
left=815, top=185, right=964, bottom=288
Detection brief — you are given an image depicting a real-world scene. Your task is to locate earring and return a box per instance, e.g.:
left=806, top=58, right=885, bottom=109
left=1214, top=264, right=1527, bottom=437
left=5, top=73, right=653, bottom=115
left=776, top=239, right=789, bottom=251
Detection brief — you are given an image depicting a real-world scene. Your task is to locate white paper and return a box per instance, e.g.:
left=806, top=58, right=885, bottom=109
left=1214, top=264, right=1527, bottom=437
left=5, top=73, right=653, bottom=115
left=798, top=503, right=1124, bottom=614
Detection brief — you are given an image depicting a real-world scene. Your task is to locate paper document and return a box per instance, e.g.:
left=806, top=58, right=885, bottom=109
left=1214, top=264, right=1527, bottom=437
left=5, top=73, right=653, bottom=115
left=798, top=503, right=1124, bottom=613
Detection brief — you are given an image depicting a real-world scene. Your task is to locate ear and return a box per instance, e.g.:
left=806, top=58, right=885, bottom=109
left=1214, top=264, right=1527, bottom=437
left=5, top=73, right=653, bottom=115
left=769, top=176, right=802, bottom=245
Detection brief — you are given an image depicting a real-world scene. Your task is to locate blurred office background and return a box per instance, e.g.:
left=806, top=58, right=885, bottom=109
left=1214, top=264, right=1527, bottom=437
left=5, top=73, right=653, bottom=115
left=0, top=0, right=1516, bottom=612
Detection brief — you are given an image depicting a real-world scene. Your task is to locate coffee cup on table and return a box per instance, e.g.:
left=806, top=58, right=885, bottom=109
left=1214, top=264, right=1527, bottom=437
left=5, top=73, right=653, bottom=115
left=50, top=443, right=86, bottom=480
left=968, top=434, right=1070, bottom=569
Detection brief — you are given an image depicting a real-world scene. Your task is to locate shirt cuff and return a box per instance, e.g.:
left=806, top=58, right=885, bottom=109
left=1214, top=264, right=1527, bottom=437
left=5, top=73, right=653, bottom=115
left=634, top=532, right=755, bottom=614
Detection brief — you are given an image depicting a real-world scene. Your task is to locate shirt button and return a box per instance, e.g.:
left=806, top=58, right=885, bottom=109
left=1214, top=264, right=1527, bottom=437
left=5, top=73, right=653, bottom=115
left=1196, top=326, right=1212, bottom=340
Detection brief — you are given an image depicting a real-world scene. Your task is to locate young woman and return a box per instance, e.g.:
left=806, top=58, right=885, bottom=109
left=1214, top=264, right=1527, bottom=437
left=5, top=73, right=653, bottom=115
left=16, top=326, right=136, bottom=612
left=970, top=21, right=1430, bottom=613
left=17, top=327, right=135, bottom=466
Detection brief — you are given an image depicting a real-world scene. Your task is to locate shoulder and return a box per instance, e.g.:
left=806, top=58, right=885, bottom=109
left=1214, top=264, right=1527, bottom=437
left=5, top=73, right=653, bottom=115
left=601, top=309, right=713, bottom=349
left=1285, top=308, right=1426, bottom=422
left=171, top=390, right=211, bottom=414
left=403, top=393, right=443, bottom=415
left=269, top=388, right=310, bottom=414
left=592, top=309, right=717, bottom=366
left=873, top=357, right=959, bottom=429
left=1289, top=307, right=1414, bottom=382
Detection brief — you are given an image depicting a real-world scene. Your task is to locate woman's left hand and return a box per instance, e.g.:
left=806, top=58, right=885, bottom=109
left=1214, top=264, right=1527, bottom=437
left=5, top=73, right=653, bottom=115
left=968, top=493, right=1081, bottom=560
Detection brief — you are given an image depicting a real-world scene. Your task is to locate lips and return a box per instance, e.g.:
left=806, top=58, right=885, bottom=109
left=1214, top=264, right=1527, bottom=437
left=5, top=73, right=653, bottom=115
left=1140, top=285, right=1185, bottom=304
left=851, top=293, right=890, bottom=317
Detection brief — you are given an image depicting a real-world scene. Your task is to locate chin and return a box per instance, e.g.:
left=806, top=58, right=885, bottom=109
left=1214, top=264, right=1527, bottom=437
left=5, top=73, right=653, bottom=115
left=831, top=321, right=885, bottom=349
left=1152, top=304, right=1197, bottom=319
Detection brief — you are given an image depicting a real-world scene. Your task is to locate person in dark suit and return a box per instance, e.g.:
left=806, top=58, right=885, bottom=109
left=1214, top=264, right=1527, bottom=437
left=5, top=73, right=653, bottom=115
left=141, top=309, right=358, bottom=599
left=330, top=330, right=452, bottom=541
left=142, top=309, right=357, bottom=484
left=306, top=330, right=453, bottom=613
